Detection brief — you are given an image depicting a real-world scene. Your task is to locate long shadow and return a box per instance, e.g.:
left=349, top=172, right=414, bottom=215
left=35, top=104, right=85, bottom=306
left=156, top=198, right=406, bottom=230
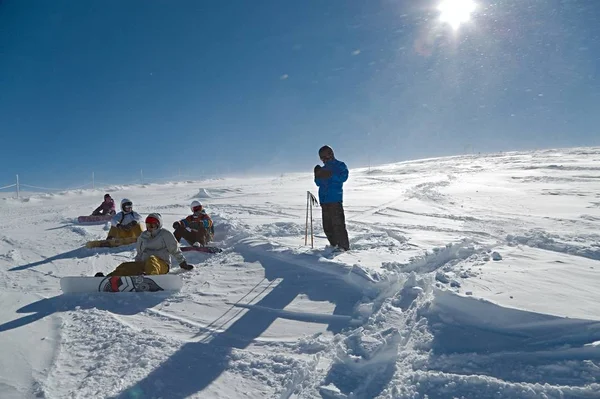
left=0, top=293, right=169, bottom=333
left=114, top=245, right=364, bottom=399
left=9, top=245, right=136, bottom=271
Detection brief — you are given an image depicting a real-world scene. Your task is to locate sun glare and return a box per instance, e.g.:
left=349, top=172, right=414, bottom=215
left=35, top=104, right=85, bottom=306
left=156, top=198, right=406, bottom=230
left=438, top=0, right=477, bottom=30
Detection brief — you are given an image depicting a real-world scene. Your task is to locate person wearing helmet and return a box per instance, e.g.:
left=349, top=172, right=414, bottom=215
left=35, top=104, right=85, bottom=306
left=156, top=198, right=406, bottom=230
left=91, top=193, right=116, bottom=216
left=172, top=200, right=214, bottom=247
left=107, top=198, right=143, bottom=240
left=95, top=213, right=193, bottom=276
left=314, top=145, right=350, bottom=251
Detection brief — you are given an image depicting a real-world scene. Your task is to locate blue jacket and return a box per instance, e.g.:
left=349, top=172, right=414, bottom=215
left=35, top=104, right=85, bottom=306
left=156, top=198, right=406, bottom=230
left=314, top=159, right=348, bottom=204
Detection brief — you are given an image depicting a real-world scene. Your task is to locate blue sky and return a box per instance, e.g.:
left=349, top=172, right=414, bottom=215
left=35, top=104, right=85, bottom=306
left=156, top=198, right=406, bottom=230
left=1, top=0, right=599, bottom=188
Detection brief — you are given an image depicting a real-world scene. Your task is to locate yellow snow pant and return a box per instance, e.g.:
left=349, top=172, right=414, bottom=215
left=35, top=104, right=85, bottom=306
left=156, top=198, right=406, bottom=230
left=106, top=223, right=143, bottom=240
left=108, top=255, right=169, bottom=276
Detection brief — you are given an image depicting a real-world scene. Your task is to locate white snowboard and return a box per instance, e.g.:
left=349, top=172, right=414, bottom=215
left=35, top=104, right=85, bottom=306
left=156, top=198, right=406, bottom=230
left=60, top=274, right=183, bottom=293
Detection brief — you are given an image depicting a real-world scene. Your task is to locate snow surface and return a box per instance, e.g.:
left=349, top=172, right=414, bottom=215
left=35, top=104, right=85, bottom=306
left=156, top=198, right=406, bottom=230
left=1, top=147, right=600, bottom=398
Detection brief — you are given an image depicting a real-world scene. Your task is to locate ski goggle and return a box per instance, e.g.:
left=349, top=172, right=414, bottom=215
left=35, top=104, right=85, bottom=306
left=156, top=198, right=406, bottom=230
left=192, top=205, right=203, bottom=213
left=122, top=202, right=132, bottom=209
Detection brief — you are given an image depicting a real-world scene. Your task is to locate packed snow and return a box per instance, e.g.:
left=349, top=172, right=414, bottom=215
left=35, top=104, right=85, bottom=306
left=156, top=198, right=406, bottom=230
left=1, top=147, right=599, bottom=398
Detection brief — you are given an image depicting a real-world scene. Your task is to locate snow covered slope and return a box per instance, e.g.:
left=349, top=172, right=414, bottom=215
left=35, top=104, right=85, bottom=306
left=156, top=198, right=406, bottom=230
left=0, top=147, right=599, bottom=398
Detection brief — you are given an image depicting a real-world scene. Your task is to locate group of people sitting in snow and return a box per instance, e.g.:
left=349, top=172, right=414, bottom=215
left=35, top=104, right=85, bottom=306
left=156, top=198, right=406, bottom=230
left=90, top=144, right=349, bottom=279
left=89, top=196, right=214, bottom=277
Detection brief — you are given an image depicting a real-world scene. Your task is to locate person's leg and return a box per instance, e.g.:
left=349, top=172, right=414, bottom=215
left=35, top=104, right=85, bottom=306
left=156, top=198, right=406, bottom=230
left=195, top=225, right=209, bottom=245
left=106, top=226, right=120, bottom=239
left=107, top=261, right=146, bottom=276
left=130, top=223, right=143, bottom=238
left=143, top=256, right=169, bottom=275
left=332, top=202, right=350, bottom=251
left=177, top=228, right=203, bottom=246
left=174, top=225, right=185, bottom=242
left=321, top=203, right=336, bottom=247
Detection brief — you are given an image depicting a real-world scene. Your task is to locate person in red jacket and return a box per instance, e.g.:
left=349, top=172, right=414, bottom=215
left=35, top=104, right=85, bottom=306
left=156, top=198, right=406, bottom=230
left=91, top=194, right=116, bottom=216
left=172, top=200, right=214, bottom=247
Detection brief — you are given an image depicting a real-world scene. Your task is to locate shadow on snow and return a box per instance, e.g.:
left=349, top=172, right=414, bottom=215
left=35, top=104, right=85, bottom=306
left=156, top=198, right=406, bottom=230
left=113, top=243, right=365, bottom=399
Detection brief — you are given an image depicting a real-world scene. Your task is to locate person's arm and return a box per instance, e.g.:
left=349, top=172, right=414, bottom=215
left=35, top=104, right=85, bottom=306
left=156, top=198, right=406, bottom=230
left=134, top=236, right=144, bottom=262
left=172, top=219, right=184, bottom=229
left=314, top=165, right=328, bottom=186
left=329, top=161, right=348, bottom=183
left=111, top=212, right=121, bottom=226
left=164, top=231, right=193, bottom=269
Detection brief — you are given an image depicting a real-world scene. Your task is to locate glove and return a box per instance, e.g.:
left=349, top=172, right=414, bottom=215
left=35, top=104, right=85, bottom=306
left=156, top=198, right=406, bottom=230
left=172, top=221, right=181, bottom=229
left=315, top=168, right=332, bottom=179
left=179, top=261, right=193, bottom=271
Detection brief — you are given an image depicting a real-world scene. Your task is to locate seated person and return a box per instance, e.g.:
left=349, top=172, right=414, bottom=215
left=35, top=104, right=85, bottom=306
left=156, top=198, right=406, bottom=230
left=96, top=213, right=192, bottom=276
left=107, top=198, right=143, bottom=240
left=172, top=200, right=214, bottom=247
left=92, top=193, right=116, bottom=216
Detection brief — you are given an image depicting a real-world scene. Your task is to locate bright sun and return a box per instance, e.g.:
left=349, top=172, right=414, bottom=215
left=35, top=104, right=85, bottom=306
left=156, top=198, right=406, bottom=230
left=438, top=0, right=477, bottom=30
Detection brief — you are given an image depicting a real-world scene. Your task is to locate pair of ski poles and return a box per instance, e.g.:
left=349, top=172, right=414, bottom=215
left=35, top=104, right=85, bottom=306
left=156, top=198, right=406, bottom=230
left=304, top=191, right=318, bottom=248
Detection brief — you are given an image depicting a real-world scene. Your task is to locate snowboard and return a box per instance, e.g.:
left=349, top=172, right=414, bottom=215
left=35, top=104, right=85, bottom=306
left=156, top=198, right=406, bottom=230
left=60, top=274, right=183, bottom=293
left=181, top=246, right=222, bottom=254
left=86, top=236, right=138, bottom=248
left=77, top=215, right=112, bottom=224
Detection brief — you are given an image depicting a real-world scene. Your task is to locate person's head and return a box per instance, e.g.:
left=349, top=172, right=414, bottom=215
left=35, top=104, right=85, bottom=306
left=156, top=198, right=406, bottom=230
left=318, top=145, right=334, bottom=162
left=121, top=198, right=133, bottom=213
left=104, top=194, right=111, bottom=202
left=190, top=200, right=203, bottom=215
left=145, top=213, right=162, bottom=235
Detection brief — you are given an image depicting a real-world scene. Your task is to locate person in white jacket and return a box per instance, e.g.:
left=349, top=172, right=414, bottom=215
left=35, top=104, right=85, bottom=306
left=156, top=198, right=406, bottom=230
left=106, top=198, right=143, bottom=240
left=96, top=213, right=193, bottom=276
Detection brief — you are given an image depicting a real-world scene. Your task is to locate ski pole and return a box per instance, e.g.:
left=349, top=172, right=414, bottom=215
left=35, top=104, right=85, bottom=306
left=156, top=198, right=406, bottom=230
left=305, top=191, right=309, bottom=245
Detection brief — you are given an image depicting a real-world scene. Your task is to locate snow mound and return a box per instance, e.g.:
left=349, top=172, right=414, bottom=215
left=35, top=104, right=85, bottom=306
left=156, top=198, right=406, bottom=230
left=196, top=188, right=212, bottom=198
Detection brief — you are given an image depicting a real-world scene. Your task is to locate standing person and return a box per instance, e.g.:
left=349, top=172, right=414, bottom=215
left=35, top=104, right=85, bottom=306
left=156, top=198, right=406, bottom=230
left=314, top=145, right=350, bottom=251
left=172, top=200, right=214, bottom=247
left=95, top=213, right=193, bottom=277
left=107, top=198, right=143, bottom=240
left=91, top=194, right=116, bottom=216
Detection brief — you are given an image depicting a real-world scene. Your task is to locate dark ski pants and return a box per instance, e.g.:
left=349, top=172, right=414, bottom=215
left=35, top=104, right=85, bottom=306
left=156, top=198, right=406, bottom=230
left=321, top=202, right=350, bottom=251
left=174, top=225, right=211, bottom=246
